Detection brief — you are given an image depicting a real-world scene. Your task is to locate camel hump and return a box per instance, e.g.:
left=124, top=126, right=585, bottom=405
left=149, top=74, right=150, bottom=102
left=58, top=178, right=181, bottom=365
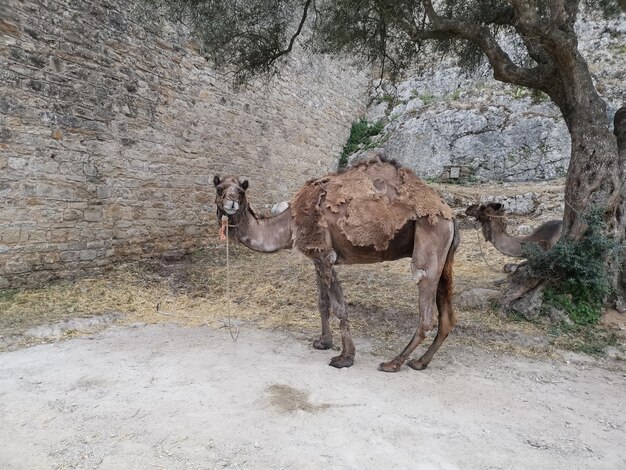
left=291, top=160, right=453, bottom=252
left=530, top=219, right=563, bottom=243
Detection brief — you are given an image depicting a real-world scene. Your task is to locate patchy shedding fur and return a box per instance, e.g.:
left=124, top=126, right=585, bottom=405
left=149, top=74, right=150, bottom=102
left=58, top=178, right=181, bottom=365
left=291, top=159, right=453, bottom=252
left=290, top=179, right=328, bottom=253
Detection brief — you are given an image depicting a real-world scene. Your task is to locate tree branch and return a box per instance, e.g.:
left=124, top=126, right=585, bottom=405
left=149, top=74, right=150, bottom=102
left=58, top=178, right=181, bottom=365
left=403, top=0, right=552, bottom=91
left=266, top=0, right=313, bottom=63
left=550, top=0, right=579, bottom=31
left=507, top=0, right=579, bottom=49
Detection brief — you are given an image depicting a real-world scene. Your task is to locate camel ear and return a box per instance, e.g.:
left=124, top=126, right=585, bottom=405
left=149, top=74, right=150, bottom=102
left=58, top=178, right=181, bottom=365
left=240, top=179, right=249, bottom=191
left=488, top=202, right=504, bottom=212
left=466, top=204, right=479, bottom=217
left=213, top=175, right=221, bottom=187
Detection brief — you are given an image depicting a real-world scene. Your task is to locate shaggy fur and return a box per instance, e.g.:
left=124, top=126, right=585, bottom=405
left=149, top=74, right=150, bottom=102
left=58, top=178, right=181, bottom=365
left=291, top=159, right=452, bottom=252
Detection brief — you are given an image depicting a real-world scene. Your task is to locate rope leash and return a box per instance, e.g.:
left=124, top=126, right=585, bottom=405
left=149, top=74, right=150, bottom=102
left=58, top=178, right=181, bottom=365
left=474, top=226, right=503, bottom=273
left=220, top=215, right=239, bottom=341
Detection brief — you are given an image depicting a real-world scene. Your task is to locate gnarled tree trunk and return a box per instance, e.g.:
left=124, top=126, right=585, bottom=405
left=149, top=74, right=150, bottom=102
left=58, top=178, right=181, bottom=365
left=506, top=50, right=625, bottom=316
left=560, top=102, right=622, bottom=242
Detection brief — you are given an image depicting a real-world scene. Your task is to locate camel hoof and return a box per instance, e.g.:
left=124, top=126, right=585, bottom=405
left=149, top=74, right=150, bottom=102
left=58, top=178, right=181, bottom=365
left=407, top=359, right=428, bottom=371
left=329, top=355, right=353, bottom=368
left=313, top=338, right=332, bottom=350
left=378, top=361, right=402, bottom=373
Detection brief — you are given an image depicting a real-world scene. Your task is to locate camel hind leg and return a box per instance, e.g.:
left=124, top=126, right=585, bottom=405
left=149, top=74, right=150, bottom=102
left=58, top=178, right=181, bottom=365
left=378, top=265, right=439, bottom=372
left=379, top=219, right=455, bottom=373
left=407, top=266, right=456, bottom=370
left=313, top=255, right=355, bottom=367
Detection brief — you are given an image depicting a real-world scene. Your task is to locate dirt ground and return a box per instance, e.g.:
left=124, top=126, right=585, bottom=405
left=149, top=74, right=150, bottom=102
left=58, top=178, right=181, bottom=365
left=1, top=179, right=626, bottom=469
left=1, top=324, right=625, bottom=469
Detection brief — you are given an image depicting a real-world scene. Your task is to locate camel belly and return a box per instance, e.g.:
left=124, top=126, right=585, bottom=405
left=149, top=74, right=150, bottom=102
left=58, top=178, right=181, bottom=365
left=331, top=221, right=415, bottom=264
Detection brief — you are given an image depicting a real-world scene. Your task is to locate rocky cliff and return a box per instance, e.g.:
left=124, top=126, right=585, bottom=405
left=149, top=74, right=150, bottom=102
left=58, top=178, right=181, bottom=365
left=358, top=12, right=625, bottom=182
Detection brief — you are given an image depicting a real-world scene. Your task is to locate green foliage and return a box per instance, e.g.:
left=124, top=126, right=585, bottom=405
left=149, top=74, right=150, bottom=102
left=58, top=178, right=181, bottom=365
left=543, top=289, right=602, bottom=325
left=523, top=208, right=622, bottom=325
left=418, top=91, right=436, bottom=104
left=448, top=88, right=462, bottom=101
left=511, top=86, right=529, bottom=99
left=338, top=119, right=384, bottom=169
left=531, top=89, right=549, bottom=104
left=457, top=41, right=487, bottom=71
left=408, top=88, right=460, bottom=105
left=143, top=0, right=622, bottom=87
left=377, top=93, right=398, bottom=107
left=145, top=0, right=311, bottom=84
left=569, top=330, right=618, bottom=355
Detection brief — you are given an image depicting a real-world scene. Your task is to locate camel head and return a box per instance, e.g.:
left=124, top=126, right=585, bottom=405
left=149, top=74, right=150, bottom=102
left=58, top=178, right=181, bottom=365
left=465, top=202, right=506, bottom=224
left=213, top=175, right=249, bottom=217
left=466, top=202, right=507, bottom=243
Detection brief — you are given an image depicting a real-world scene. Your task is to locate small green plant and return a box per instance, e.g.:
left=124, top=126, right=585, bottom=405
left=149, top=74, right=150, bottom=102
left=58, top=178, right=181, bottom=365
left=523, top=207, right=622, bottom=325
left=338, top=119, right=385, bottom=168
left=609, top=43, right=626, bottom=55
left=511, top=86, right=528, bottom=99
left=445, top=88, right=461, bottom=101
left=530, top=89, right=549, bottom=104
left=418, top=91, right=436, bottom=104
left=379, top=92, right=397, bottom=106
left=542, top=288, right=602, bottom=325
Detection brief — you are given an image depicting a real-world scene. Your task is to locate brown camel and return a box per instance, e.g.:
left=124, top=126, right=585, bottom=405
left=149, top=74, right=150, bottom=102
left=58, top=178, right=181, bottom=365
left=466, top=202, right=562, bottom=257
left=213, top=158, right=459, bottom=372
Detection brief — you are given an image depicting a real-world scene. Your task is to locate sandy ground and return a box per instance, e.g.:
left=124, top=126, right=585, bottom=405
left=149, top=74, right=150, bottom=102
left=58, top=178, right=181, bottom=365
left=1, top=323, right=625, bottom=470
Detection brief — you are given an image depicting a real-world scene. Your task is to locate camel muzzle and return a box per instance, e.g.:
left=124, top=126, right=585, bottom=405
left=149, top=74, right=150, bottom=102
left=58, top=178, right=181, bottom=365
left=223, top=200, right=240, bottom=215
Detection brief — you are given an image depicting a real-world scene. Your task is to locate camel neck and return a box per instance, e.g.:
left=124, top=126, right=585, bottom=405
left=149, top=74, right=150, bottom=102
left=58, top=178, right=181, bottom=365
left=236, top=207, right=293, bottom=253
left=483, top=218, right=523, bottom=257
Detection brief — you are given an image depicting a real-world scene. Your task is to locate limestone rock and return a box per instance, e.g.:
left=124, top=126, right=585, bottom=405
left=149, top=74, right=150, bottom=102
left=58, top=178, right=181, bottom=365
left=480, top=193, right=539, bottom=215
left=508, top=284, right=544, bottom=320
left=456, top=288, right=501, bottom=311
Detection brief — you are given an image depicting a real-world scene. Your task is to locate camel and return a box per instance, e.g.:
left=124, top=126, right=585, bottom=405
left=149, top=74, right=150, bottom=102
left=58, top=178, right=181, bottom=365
left=466, top=202, right=562, bottom=258
left=213, top=158, right=459, bottom=372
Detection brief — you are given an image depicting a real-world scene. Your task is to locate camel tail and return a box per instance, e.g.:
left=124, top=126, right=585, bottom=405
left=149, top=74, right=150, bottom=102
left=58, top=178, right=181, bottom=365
left=437, top=218, right=460, bottom=326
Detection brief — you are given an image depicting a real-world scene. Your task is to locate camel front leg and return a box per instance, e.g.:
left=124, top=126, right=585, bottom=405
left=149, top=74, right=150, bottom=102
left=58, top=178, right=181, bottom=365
left=314, top=257, right=354, bottom=368
left=327, top=271, right=354, bottom=368
left=313, top=267, right=333, bottom=350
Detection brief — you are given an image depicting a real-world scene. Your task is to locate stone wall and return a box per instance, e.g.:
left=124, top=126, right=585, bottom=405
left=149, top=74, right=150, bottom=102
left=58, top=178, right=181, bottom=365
left=0, top=0, right=369, bottom=287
